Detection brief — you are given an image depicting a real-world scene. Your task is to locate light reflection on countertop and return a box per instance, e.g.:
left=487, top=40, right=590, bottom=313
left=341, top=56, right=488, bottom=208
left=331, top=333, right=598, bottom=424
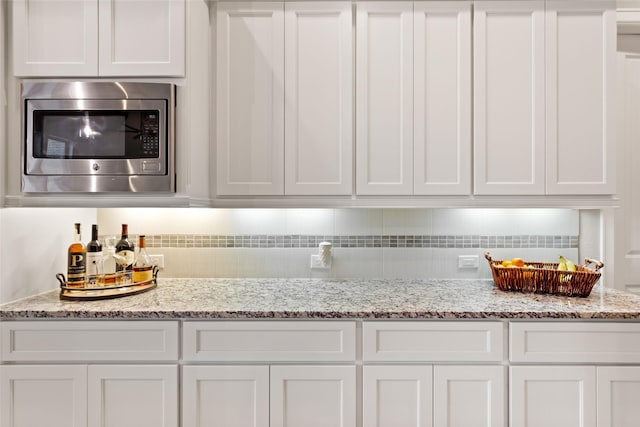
left=0, top=278, right=639, bottom=320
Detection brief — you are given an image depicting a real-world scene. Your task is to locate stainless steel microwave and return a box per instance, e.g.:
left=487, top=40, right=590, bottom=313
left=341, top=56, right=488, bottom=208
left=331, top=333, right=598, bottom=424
left=22, top=82, right=175, bottom=192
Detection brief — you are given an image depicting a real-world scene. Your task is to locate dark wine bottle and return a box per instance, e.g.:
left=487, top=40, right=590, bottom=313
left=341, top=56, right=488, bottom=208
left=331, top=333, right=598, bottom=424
left=115, top=224, right=135, bottom=281
left=86, top=224, right=103, bottom=286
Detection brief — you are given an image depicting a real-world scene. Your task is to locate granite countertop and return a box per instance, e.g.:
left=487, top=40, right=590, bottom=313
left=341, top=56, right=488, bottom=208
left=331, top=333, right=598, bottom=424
left=1, top=278, right=639, bottom=320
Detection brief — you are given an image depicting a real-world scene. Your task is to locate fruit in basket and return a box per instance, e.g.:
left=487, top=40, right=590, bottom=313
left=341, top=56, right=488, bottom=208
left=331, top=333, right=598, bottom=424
left=511, top=257, right=525, bottom=267
left=558, top=255, right=576, bottom=272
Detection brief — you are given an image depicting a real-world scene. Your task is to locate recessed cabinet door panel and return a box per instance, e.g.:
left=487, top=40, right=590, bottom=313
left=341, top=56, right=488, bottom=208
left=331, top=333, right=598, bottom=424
left=98, top=0, right=185, bottom=76
left=414, top=2, right=471, bottom=195
left=13, top=0, right=98, bottom=76
left=545, top=0, right=615, bottom=194
left=182, top=366, right=269, bottom=427
left=356, top=2, right=414, bottom=195
left=270, top=365, right=356, bottom=427
left=88, top=365, right=178, bottom=427
left=216, top=2, right=285, bottom=195
left=433, top=365, right=506, bottom=427
left=510, top=366, right=596, bottom=427
left=284, top=2, right=352, bottom=195
left=473, top=1, right=545, bottom=195
left=362, top=365, right=433, bottom=427
left=597, top=367, right=640, bottom=427
left=0, top=365, right=87, bottom=427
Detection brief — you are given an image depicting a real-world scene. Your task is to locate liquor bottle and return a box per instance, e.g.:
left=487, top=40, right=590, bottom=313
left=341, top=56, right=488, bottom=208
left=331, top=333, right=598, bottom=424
left=133, top=235, right=154, bottom=283
left=86, top=224, right=103, bottom=286
left=115, top=224, right=135, bottom=283
left=67, top=223, right=86, bottom=288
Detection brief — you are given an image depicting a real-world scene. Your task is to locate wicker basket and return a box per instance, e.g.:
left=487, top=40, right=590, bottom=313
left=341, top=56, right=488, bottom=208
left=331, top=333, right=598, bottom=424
left=484, top=252, right=603, bottom=297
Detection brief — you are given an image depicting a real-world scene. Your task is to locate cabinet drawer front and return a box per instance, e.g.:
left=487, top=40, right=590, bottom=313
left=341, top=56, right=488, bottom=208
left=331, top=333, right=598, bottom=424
left=363, top=321, right=504, bottom=362
left=183, top=321, right=356, bottom=362
left=1, top=321, right=179, bottom=362
left=510, top=322, right=640, bottom=363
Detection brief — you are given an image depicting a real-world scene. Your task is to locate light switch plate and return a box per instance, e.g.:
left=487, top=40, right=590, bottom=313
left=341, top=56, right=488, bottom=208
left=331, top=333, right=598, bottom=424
left=458, top=255, right=479, bottom=269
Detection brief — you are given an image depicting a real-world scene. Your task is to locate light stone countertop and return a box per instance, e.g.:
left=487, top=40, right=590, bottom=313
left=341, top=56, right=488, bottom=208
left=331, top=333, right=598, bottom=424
left=1, top=278, right=639, bottom=320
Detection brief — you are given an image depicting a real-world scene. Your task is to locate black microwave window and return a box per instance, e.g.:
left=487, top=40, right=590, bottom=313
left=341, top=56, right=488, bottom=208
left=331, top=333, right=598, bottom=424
left=32, top=110, right=160, bottom=159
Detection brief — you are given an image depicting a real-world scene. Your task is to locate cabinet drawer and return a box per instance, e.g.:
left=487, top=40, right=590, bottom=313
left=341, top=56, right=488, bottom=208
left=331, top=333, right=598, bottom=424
left=183, top=321, right=356, bottom=362
left=1, top=321, right=179, bottom=362
left=362, top=321, right=504, bottom=362
left=510, top=322, right=640, bottom=363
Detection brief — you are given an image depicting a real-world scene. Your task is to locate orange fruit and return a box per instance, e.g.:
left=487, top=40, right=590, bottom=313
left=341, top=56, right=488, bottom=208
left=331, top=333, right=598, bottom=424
left=511, top=257, right=525, bottom=267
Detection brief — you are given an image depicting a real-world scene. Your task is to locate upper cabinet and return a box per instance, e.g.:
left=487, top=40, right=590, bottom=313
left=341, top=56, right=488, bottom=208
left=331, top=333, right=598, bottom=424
left=216, top=2, right=353, bottom=196
left=356, top=1, right=472, bottom=196
left=13, top=0, right=185, bottom=77
left=474, top=0, right=615, bottom=195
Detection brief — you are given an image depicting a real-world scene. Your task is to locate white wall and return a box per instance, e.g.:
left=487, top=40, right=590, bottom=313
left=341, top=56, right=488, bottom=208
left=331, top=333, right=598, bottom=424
left=0, top=208, right=96, bottom=303
left=98, top=208, right=580, bottom=280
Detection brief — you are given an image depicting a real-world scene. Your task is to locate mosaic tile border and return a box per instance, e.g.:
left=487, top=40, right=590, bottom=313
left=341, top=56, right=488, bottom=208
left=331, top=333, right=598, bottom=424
left=137, top=235, right=579, bottom=249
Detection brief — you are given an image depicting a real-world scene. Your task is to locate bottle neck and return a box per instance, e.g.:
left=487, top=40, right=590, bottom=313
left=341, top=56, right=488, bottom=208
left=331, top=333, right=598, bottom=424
left=91, top=225, right=99, bottom=241
left=121, top=224, right=129, bottom=240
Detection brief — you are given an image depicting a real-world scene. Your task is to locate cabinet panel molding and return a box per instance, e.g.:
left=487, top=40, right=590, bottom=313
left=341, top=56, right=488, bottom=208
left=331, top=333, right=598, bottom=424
left=1, top=320, right=179, bottom=361
left=363, top=321, right=504, bottom=362
left=284, top=2, right=353, bottom=195
left=216, top=2, right=285, bottom=195
left=510, top=322, right=640, bottom=363
left=356, top=1, right=414, bottom=195
left=597, top=366, right=640, bottom=427
left=414, top=1, right=472, bottom=195
left=473, top=1, right=545, bottom=195
left=183, top=320, right=356, bottom=362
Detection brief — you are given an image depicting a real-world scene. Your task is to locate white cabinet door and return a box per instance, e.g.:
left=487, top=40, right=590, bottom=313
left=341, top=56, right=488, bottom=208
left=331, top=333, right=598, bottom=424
left=545, top=0, right=615, bottom=194
left=98, top=0, right=185, bottom=76
left=13, top=0, right=99, bottom=76
left=284, top=2, right=352, bottom=195
left=88, top=365, right=178, bottom=427
left=182, top=365, right=269, bottom=427
left=216, top=2, right=285, bottom=195
left=433, top=365, right=506, bottom=427
left=362, top=365, right=433, bottom=427
left=0, top=365, right=87, bottom=427
left=510, top=366, right=596, bottom=427
left=356, top=2, right=414, bottom=195
left=270, top=365, right=356, bottom=427
left=473, top=1, right=545, bottom=195
left=413, top=1, right=471, bottom=195
left=597, top=367, right=640, bottom=427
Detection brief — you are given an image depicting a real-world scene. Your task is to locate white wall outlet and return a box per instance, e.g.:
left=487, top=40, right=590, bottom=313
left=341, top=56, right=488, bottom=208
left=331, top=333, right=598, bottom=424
left=458, top=255, right=479, bottom=269
left=150, top=254, right=165, bottom=270
left=310, top=254, right=331, bottom=269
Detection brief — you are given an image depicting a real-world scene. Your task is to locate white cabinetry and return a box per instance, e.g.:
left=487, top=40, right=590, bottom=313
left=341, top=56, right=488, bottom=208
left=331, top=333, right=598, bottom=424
left=0, top=321, right=180, bottom=427
left=597, top=367, right=640, bottom=427
left=362, top=321, right=506, bottom=427
left=510, top=322, right=640, bottom=427
left=356, top=1, right=471, bottom=196
left=181, top=321, right=357, bottom=427
left=216, top=2, right=352, bottom=196
left=474, top=0, right=615, bottom=195
left=13, top=0, right=185, bottom=77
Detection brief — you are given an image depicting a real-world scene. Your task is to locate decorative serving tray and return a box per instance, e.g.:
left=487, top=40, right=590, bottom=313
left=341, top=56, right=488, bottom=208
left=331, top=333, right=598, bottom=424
left=56, top=267, right=158, bottom=301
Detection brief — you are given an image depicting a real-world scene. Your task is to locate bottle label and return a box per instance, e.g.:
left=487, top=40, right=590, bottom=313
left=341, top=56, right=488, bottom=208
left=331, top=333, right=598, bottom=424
left=115, top=250, right=135, bottom=270
left=86, top=251, right=103, bottom=285
left=67, top=251, right=86, bottom=286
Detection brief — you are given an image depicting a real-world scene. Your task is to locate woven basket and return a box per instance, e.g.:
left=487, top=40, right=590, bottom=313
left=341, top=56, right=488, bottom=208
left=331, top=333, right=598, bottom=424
left=484, top=252, right=603, bottom=297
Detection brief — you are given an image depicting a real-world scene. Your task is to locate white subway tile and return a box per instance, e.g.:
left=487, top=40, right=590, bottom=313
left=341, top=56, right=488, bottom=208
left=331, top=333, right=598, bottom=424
left=335, top=209, right=383, bottom=235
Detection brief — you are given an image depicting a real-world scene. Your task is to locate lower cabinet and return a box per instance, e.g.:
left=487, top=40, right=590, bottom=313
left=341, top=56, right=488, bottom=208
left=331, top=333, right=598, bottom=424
left=362, top=365, right=506, bottom=427
left=0, top=364, right=178, bottom=427
left=182, top=365, right=356, bottom=427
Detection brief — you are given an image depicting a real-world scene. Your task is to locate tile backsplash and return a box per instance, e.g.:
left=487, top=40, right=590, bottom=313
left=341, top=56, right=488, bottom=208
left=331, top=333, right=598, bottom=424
left=97, top=208, right=585, bottom=279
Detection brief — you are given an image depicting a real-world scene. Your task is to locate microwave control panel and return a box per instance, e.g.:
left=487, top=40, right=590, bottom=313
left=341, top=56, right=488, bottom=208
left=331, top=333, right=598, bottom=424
left=140, top=112, right=160, bottom=157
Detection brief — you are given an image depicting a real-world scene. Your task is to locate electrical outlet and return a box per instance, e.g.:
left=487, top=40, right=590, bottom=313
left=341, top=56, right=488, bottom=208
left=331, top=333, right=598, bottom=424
left=150, top=254, right=165, bottom=270
left=458, top=255, right=479, bottom=269
left=310, top=254, right=330, bottom=269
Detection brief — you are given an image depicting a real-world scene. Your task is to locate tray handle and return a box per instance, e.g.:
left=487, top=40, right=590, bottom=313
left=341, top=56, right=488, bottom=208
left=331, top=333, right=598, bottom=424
left=584, top=258, right=604, bottom=271
left=56, top=273, right=67, bottom=287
